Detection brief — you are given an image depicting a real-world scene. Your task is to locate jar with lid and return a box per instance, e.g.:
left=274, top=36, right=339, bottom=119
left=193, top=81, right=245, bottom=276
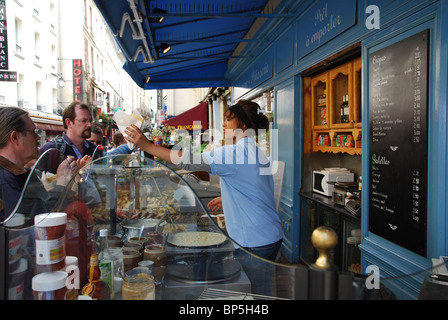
left=143, top=244, right=166, bottom=284
left=122, top=274, right=155, bottom=300
left=5, top=213, right=25, bottom=273
left=64, top=256, right=79, bottom=300
left=34, top=212, right=67, bottom=273
left=32, top=271, right=70, bottom=300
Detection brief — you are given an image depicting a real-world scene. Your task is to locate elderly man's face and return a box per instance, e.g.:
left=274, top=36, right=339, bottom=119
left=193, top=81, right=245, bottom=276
left=20, top=115, right=40, bottom=163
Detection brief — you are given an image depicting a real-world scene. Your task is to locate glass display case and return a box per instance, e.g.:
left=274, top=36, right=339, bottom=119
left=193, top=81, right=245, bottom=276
left=0, top=150, right=294, bottom=300
left=0, top=150, right=441, bottom=300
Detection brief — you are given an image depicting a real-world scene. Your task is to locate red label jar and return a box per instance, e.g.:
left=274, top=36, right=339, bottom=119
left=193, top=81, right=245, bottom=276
left=32, top=271, right=69, bottom=300
left=34, top=212, right=67, bottom=272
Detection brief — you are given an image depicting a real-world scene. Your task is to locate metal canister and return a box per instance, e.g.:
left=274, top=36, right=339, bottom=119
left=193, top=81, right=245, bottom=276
left=339, top=135, right=346, bottom=147
left=318, top=135, right=324, bottom=146
left=324, top=135, right=331, bottom=146
left=346, top=135, right=354, bottom=147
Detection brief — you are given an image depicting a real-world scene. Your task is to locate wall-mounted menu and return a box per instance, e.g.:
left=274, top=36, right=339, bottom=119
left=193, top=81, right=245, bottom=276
left=368, top=30, right=429, bottom=257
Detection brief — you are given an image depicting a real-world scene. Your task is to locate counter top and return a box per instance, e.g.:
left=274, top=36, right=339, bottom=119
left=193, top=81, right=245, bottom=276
left=299, top=192, right=361, bottom=221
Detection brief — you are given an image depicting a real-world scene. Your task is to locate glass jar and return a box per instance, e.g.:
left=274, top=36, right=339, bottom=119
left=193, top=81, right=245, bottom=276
left=122, top=275, right=155, bottom=300
left=122, top=248, right=141, bottom=274
left=146, top=231, right=164, bottom=245
left=143, top=245, right=166, bottom=284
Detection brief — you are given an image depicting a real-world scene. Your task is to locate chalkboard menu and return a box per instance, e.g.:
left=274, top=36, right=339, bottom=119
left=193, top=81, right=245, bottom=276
left=368, top=30, right=429, bottom=256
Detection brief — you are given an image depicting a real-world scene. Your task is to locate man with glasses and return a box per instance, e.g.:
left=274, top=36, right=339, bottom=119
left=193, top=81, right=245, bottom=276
left=40, top=102, right=103, bottom=207
left=40, top=101, right=103, bottom=160
left=0, top=107, right=78, bottom=221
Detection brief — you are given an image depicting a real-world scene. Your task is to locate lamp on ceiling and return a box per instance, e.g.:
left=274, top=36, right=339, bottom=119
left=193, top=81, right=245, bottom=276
left=151, top=8, right=167, bottom=24
left=146, top=75, right=151, bottom=83
left=156, top=43, right=171, bottom=54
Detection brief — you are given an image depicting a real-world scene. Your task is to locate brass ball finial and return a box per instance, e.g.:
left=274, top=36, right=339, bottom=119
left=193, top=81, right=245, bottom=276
left=311, top=226, right=338, bottom=270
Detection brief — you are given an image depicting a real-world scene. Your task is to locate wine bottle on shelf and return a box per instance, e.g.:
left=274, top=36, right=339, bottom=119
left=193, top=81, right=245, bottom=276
left=340, top=95, right=346, bottom=123
left=344, top=95, right=350, bottom=123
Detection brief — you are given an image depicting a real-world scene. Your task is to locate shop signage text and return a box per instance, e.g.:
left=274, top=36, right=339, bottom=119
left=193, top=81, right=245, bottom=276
left=72, top=59, right=83, bottom=102
left=232, top=47, right=273, bottom=97
left=0, top=70, right=17, bottom=82
left=0, top=0, right=9, bottom=70
left=167, top=124, right=205, bottom=131
left=298, top=0, right=357, bottom=59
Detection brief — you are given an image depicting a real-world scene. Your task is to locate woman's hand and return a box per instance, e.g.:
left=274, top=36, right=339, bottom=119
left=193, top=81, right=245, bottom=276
left=125, top=125, right=152, bottom=151
left=207, top=196, right=223, bottom=212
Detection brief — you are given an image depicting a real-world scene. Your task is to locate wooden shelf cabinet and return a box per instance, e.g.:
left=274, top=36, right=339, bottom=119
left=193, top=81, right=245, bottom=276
left=308, top=58, right=362, bottom=155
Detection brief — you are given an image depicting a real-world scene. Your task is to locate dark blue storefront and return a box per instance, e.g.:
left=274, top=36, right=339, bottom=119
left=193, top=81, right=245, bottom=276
left=226, top=0, right=448, bottom=299
left=93, top=0, right=448, bottom=299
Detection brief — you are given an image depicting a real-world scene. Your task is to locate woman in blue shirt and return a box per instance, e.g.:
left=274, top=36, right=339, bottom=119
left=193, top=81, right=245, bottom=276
left=126, top=100, right=284, bottom=295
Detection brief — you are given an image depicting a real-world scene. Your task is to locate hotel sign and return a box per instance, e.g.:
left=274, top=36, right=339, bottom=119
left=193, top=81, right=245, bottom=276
left=72, top=59, right=83, bottom=101
left=297, top=0, right=357, bottom=59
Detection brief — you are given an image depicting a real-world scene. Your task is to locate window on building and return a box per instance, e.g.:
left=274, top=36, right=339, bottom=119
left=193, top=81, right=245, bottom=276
left=36, top=81, right=44, bottom=111
left=34, top=32, right=41, bottom=63
left=33, top=0, right=41, bottom=17
left=52, top=88, right=57, bottom=115
left=50, top=3, right=56, bottom=31
left=17, top=74, right=25, bottom=107
left=15, top=18, right=23, bottom=54
left=51, top=44, right=56, bottom=71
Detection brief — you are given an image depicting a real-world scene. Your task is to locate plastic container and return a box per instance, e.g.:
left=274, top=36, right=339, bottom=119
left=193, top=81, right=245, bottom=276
left=125, top=266, right=153, bottom=278
left=143, top=245, right=166, bottom=284
left=8, top=258, right=27, bottom=300
left=64, top=256, right=79, bottom=299
left=5, top=214, right=25, bottom=273
left=122, top=248, right=141, bottom=274
left=65, top=256, right=78, bottom=269
left=138, top=260, right=154, bottom=274
left=114, top=276, right=123, bottom=293
left=122, top=275, right=155, bottom=300
left=32, top=271, right=69, bottom=300
left=34, top=213, right=67, bottom=272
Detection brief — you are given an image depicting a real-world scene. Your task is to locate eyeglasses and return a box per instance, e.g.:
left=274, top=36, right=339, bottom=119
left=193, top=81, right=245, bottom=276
left=23, top=129, right=40, bottom=137
left=75, top=118, right=93, bottom=125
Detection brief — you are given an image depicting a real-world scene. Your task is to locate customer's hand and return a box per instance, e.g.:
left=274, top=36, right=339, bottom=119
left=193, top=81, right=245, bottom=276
left=56, top=156, right=78, bottom=186
left=125, top=125, right=152, bottom=150
left=207, top=196, right=223, bottom=212
left=77, top=155, right=91, bottom=169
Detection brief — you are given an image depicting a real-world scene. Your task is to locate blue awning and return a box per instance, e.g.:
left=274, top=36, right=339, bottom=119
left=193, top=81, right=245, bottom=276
left=92, top=0, right=291, bottom=90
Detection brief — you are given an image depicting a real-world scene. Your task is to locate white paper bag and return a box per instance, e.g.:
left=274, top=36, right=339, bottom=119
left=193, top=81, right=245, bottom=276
left=114, top=110, right=144, bottom=150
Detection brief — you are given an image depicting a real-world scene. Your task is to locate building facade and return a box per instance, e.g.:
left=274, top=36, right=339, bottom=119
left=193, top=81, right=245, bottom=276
left=0, top=0, right=153, bottom=143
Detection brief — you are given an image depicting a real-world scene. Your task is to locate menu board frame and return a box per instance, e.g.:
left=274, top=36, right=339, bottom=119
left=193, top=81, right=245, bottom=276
left=368, top=29, right=429, bottom=257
